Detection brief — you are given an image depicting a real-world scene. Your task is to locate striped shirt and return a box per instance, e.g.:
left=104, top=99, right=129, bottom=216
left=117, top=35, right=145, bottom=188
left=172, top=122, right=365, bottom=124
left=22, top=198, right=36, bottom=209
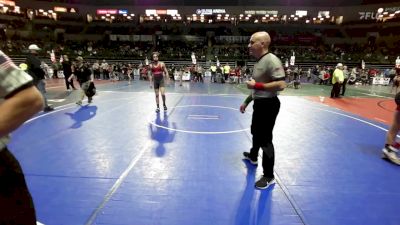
left=0, top=50, right=34, bottom=150
left=252, top=52, right=285, bottom=99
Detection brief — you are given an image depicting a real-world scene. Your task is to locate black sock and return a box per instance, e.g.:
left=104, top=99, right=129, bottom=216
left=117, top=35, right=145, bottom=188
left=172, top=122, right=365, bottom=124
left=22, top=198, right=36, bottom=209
left=162, top=95, right=166, bottom=106
left=157, top=104, right=159, bottom=108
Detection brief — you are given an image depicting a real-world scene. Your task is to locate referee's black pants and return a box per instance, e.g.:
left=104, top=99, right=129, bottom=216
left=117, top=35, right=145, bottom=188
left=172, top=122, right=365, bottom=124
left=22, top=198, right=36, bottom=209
left=249, top=97, right=280, bottom=178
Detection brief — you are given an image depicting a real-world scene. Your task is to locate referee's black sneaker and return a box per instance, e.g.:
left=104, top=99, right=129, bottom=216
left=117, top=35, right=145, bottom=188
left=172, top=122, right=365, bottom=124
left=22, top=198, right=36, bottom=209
left=255, top=176, right=275, bottom=189
left=243, top=152, right=258, bottom=165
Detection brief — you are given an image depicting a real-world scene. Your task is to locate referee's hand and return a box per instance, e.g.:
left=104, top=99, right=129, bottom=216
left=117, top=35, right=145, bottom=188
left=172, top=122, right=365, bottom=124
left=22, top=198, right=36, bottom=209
left=240, top=104, right=247, bottom=113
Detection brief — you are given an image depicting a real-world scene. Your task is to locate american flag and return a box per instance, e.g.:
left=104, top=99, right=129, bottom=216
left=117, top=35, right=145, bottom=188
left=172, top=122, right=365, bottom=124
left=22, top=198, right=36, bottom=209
left=0, top=51, right=15, bottom=71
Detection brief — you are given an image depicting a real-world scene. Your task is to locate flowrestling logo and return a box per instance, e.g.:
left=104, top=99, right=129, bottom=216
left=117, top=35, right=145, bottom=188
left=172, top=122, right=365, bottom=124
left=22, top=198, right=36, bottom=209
left=359, top=11, right=378, bottom=20
left=359, top=6, right=400, bottom=20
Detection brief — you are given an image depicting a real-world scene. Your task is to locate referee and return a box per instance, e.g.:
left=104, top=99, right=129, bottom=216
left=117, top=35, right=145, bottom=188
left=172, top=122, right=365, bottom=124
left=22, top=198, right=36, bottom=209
left=240, top=31, right=286, bottom=189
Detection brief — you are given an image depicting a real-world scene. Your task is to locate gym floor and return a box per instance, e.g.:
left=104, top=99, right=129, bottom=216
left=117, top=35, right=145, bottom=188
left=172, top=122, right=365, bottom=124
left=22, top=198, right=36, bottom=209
left=11, top=78, right=399, bottom=225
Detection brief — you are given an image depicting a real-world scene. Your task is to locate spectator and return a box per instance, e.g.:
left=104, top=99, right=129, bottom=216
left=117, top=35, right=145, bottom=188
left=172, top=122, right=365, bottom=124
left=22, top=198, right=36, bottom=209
left=25, top=44, right=54, bottom=112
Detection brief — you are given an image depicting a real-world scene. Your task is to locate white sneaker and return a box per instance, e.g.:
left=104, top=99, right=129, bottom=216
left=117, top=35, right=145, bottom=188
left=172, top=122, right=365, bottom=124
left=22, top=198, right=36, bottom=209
left=382, top=147, right=400, bottom=165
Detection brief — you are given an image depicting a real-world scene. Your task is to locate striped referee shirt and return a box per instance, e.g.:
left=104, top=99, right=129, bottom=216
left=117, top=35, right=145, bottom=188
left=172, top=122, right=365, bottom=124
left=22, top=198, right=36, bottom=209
left=252, top=52, right=285, bottom=99
left=0, top=50, right=34, bottom=150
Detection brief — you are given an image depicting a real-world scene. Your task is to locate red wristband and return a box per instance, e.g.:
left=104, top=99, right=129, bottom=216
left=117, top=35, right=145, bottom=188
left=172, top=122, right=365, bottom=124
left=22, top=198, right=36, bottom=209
left=254, top=82, right=264, bottom=90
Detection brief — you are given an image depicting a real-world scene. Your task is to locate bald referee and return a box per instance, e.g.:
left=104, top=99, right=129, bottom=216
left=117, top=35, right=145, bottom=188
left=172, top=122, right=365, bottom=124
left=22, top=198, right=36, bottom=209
left=240, top=31, right=286, bottom=189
